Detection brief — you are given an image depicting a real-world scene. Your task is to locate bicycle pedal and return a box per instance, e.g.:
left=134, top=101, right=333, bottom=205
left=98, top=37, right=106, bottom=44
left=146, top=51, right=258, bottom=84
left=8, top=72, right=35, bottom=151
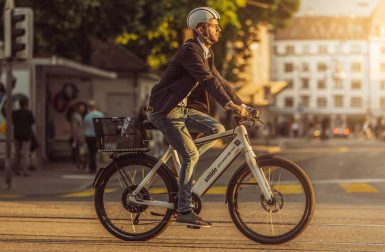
left=187, top=225, right=201, bottom=229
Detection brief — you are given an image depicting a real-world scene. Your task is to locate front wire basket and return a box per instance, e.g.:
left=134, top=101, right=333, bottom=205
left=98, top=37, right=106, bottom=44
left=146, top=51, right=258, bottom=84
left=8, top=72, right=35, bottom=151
left=93, top=117, right=149, bottom=152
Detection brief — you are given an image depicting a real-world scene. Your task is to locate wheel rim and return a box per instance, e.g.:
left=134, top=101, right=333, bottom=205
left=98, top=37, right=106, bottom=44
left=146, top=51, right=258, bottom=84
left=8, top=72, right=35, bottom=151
left=96, top=162, right=173, bottom=238
left=232, top=162, right=311, bottom=239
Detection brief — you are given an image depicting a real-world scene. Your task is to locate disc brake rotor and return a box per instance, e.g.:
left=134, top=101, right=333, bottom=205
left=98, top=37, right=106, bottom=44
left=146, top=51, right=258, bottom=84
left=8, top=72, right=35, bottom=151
left=260, top=189, right=284, bottom=213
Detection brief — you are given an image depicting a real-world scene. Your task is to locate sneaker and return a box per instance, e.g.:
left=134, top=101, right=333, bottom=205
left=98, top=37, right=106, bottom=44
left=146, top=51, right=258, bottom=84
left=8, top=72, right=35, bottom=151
left=175, top=212, right=212, bottom=227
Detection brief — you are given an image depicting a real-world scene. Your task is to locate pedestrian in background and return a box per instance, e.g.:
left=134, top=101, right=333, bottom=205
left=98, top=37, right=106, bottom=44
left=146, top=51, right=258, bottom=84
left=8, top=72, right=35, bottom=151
left=12, top=97, right=35, bottom=176
left=71, top=103, right=86, bottom=169
left=84, top=100, right=104, bottom=173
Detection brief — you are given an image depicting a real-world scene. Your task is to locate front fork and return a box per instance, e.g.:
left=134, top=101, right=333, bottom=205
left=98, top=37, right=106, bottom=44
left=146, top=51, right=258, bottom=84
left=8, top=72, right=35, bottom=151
left=244, top=145, right=274, bottom=202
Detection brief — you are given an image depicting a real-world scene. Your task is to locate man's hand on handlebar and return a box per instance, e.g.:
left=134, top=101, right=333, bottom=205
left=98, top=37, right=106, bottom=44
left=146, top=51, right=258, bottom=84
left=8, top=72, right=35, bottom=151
left=228, top=102, right=248, bottom=117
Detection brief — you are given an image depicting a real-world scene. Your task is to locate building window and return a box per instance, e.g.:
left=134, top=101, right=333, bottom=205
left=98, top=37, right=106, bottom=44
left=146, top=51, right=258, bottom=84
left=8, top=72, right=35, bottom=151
left=284, top=97, right=294, bottom=108
left=381, top=80, right=385, bottom=90
left=284, top=63, right=294, bottom=72
left=286, top=45, right=295, bottom=55
left=381, top=63, right=385, bottom=72
left=351, top=80, right=362, bottom=90
left=334, top=79, right=343, bottom=89
left=317, top=97, right=327, bottom=108
left=317, top=63, right=327, bottom=72
left=351, top=97, right=362, bottom=108
left=334, top=95, right=343, bottom=107
left=302, top=62, right=309, bottom=72
left=301, top=95, right=309, bottom=108
left=273, top=45, right=278, bottom=55
left=318, top=45, right=328, bottom=54
left=301, top=78, right=309, bottom=89
left=303, top=45, right=310, bottom=54
left=381, top=97, right=385, bottom=109
left=351, top=63, right=361, bottom=72
left=318, top=79, right=326, bottom=89
left=351, top=45, right=361, bottom=54
left=381, top=46, right=385, bottom=55
left=286, top=79, right=293, bottom=89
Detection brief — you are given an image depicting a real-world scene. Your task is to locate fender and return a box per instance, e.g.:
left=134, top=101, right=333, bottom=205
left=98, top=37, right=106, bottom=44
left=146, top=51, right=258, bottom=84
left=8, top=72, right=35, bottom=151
left=93, top=153, right=178, bottom=191
left=225, top=154, right=275, bottom=204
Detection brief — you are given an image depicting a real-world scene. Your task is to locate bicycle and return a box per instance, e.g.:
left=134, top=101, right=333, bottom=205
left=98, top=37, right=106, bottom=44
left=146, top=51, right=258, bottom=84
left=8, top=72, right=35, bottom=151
left=92, top=109, right=315, bottom=244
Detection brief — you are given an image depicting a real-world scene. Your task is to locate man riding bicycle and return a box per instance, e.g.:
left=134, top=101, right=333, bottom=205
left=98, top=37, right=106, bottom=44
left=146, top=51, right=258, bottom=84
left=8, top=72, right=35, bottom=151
left=148, top=7, right=247, bottom=227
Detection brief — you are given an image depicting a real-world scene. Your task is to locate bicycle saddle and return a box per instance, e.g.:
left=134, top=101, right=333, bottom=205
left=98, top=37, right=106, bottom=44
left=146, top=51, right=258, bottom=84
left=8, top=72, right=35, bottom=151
left=143, top=120, right=157, bottom=130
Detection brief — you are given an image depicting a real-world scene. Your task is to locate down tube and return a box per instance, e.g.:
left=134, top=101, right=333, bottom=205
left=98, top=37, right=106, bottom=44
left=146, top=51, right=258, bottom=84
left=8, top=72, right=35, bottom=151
left=192, top=137, right=243, bottom=197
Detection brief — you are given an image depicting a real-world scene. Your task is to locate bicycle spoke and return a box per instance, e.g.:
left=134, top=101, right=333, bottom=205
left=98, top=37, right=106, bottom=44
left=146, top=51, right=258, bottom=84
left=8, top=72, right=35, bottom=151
left=130, top=213, right=136, bottom=233
left=117, top=176, right=124, bottom=189
left=269, top=211, right=275, bottom=235
left=277, top=173, right=282, bottom=190
left=118, top=168, right=131, bottom=188
left=129, top=169, right=137, bottom=185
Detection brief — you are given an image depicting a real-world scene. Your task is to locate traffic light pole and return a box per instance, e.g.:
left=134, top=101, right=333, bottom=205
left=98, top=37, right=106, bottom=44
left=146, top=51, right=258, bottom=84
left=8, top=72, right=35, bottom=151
left=3, top=59, right=13, bottom=189
left=3, top=0, right=15, bottom=189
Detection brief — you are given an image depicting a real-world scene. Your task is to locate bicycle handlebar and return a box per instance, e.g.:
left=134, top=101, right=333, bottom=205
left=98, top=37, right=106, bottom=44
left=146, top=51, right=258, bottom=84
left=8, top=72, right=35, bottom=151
left=233, top=106, right=264, bottom=128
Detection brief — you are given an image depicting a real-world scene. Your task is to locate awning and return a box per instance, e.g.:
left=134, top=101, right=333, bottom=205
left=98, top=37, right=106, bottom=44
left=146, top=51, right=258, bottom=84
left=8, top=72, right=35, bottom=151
left=33, top=56, right=117, bottom=79
left=237, top=81, right=288, bottom=106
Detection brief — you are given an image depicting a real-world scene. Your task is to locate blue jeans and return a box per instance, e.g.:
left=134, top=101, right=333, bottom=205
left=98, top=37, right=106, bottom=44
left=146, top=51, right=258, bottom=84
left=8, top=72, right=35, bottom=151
left=149, top=107, right=225, bottom=213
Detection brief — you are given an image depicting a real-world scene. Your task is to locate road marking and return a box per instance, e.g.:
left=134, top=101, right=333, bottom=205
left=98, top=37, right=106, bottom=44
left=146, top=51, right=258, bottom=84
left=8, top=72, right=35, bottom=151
left=62, top=174, right=94, bottom=180
left=206, top=186, right=227, bottom=195
left=339, top=182, right=378, bottom=193
left=0, top=194, right=22, bottom=199
left=60, top=188, right=116, bottom=198
left=313, top=178, right=385, bottom=184
left=273, top=184, right=303, bottom=194
left=59, top=179, right=384, bottom=198
left=337, top=147, right=349, bottom=152
left=254, top=146, right=282, bottom=153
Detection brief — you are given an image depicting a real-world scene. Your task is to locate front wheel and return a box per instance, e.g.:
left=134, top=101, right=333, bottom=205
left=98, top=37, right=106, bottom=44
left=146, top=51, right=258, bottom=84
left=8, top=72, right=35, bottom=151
left=227, top=157, right=315, bottom=244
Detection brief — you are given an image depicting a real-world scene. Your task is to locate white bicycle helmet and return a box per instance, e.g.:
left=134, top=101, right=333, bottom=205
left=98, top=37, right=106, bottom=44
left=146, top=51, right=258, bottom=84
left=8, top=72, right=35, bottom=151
left=187, top=7, right=220, bottom=29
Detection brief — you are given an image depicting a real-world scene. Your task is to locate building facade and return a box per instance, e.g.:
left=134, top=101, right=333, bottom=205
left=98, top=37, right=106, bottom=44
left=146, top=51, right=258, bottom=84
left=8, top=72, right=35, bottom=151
left=271, top=0, right=385, bottom=136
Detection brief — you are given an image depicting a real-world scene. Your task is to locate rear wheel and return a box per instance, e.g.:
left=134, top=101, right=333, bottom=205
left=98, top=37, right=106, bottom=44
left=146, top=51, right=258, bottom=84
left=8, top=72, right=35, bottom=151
left=227, top=157, right=315, bottom=244
left=94, top=155, right=177, bottom=241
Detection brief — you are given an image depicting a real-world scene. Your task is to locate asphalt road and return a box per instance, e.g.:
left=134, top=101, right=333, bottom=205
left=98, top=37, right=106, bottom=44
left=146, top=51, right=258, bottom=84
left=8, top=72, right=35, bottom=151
left=1, top=139, right=385, bottom=251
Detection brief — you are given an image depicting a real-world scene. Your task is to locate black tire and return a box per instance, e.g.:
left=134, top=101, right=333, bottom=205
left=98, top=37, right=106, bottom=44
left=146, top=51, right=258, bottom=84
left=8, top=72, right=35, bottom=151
left=227, top=157, right=315, bottom=244
left=94, top=154, right=178, bottom=241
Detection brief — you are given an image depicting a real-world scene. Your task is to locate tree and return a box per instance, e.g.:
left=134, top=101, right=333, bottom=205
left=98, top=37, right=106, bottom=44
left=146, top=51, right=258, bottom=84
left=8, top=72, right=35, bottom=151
left=0, top=0, right=300, bottom=71
left=0, top=0, right=146, bottom=62
left=116, top=0, right=300, bottom=75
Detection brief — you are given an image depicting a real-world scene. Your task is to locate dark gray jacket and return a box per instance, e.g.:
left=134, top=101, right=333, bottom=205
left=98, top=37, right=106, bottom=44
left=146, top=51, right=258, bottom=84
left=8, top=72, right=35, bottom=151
left=149, top=39, right=243, bottom=114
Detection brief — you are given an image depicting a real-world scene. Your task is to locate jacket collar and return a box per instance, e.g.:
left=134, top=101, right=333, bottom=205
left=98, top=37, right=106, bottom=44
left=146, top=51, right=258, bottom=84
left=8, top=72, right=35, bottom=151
left=196, top=38, right=211, bottom=60
left=185, top=38, right=211, bottom=60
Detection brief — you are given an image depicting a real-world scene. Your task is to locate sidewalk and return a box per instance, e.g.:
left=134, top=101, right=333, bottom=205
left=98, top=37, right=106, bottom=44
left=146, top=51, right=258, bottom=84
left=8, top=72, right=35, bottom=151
left=0, top=161, right=95, bottom=197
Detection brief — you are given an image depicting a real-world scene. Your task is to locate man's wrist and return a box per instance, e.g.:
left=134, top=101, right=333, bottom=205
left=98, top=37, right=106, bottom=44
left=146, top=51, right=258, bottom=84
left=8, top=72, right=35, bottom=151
left=225, top=101, right=234, bottom=110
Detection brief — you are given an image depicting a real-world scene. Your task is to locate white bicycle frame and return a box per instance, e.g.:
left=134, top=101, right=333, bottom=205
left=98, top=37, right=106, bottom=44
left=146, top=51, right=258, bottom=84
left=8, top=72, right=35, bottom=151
left=128, top=124, right=274, bottom=209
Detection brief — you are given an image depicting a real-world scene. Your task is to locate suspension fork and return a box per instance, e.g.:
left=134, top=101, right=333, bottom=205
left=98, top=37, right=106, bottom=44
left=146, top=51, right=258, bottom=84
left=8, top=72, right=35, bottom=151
left=244, top=148, right=274, bottom=202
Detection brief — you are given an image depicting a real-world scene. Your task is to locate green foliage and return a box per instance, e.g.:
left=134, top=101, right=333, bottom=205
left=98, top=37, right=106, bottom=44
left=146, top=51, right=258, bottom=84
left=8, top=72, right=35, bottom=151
left=0, top=0, right=300, bottom=72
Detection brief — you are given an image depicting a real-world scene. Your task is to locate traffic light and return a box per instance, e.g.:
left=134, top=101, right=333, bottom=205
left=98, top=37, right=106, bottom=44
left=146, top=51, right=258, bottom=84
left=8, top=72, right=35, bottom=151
left=4, top=8, right=33, bottom=60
